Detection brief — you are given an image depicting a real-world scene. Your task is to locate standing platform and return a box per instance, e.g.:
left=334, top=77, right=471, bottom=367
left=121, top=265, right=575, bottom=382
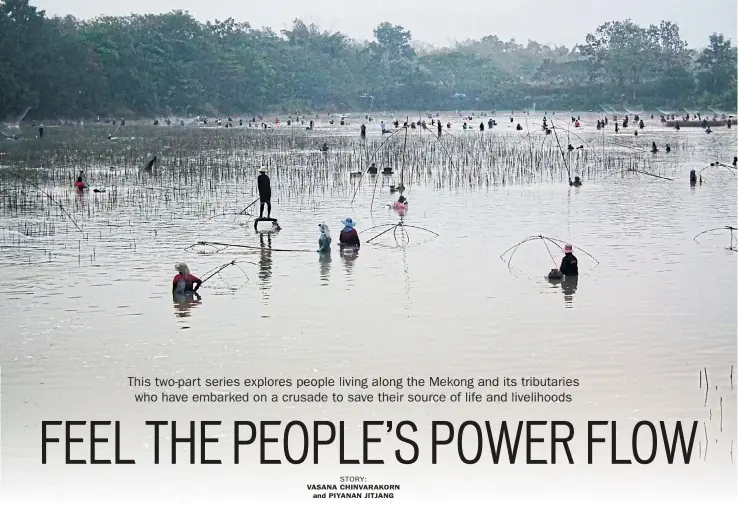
left=254, top=217, right=279, bottom=231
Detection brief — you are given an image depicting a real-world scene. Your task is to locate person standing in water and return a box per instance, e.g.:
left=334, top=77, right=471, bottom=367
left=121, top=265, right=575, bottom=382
left=143, top=156, right=157, bottom=171
left=559, top=244, right=578, bottom=276
left=257, top=167, right=272, bottom=218
left=75, top=170, right=86, bottom=190
left=318, top=223, right=331, bottom=253
left=173, top=263, right=202, bottom=293
left=339, top=218, right=360, bottom=248
left=38, top=124, right=44, bottom=138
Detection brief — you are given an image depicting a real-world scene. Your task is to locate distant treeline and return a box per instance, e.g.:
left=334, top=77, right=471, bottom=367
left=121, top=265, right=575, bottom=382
left=1, top=0, right=736, bottom=119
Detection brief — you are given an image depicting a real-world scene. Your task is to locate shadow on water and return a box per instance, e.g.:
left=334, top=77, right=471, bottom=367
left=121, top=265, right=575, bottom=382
left=318, top=251, right=331, bottom=284
left=548, top=276, right=579, bottom=308
left=172, top=291, right=202, bottom=326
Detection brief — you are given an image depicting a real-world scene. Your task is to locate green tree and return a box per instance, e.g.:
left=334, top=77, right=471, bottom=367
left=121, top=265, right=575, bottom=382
left=696, top=33, right=737, bottom=96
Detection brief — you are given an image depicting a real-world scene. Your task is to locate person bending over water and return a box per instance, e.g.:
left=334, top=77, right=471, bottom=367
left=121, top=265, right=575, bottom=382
left=173, top=263, right=201, bottom=293
left=339, top=218, right=360, bottom=248
left=570, top=176, right=582, bottom=187
left=559, top=244, right=578, bottom=276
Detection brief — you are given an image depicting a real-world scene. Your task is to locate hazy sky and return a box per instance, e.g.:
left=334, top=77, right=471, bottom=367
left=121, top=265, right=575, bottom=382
left=34, top=0, right=737, bottom=48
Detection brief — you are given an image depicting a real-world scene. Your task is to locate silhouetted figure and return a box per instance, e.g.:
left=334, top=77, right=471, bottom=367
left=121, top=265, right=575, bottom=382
left=690, top=169, right=697, bottom=186
left=570, top=176, right=582, bottom=187
left=367, top=163, right=377, bottom=174
left=665, top=144, right=671, bottom=153
left=360, top=124, right=366, bottom=138
left=559, top=244, right=578, bottom=276
left=257, top=168, right=272, bottom=218
left=143, top=156, right=157, bottom=171
left=38, top=125, right=44, bottom=138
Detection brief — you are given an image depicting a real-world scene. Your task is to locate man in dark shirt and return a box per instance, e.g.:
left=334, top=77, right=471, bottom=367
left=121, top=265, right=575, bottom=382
left=560, top=244, right=578, bottom=276
left=257, top=168, right=271, bottom=218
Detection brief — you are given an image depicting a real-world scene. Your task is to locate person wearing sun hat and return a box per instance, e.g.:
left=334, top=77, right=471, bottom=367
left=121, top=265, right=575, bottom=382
left=173, top=263, right=202, bottom=294
left=339, top=218, right=360, bottom=248
left=559, top=244, right=578, bottom=277
left=257, top=167, right=271, bottom=218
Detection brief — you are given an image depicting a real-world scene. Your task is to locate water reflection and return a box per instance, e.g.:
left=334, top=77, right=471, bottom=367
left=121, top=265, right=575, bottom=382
left=548, top=276, right=579, bottom=308
left=339, top=247, right=359, bottom=280
left=172, top=291, right=202, bottom=319
left=561, top=276, right=578, bottom=307
left=258, top=231, right=275, bottom=299
left=318, top=252, right=332, bottom=284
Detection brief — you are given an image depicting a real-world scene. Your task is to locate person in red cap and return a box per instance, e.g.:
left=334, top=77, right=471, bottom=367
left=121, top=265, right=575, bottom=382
left=559, top=244, right=578, bottom=276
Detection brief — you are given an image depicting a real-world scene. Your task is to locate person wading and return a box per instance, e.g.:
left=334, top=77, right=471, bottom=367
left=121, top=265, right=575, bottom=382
left=257, top=167, right=272, bottom=219
left=559, top=244, right=579, bottom=276
left=173, top=263, right=202, bottom=294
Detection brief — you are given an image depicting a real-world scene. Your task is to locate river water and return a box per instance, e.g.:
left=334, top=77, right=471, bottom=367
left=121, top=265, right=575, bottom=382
left=0, top=112, right=735, bottom=504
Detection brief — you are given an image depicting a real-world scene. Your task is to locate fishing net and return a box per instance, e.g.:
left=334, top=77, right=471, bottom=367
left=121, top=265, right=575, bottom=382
left=198, top=260, right=253, bottom=292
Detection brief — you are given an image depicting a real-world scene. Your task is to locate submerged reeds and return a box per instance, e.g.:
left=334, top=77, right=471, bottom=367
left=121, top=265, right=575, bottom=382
left=0, top=119, right=732, bottom=264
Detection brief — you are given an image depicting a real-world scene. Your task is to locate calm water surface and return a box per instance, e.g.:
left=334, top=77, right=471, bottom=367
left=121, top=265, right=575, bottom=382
left=0, top=112, right=735, bottom=502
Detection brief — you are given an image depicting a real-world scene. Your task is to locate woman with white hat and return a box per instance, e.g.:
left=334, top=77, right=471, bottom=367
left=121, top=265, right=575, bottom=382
left=173, top=263, right=202, bottom=294
left=317, top=222, right=332, bottom=253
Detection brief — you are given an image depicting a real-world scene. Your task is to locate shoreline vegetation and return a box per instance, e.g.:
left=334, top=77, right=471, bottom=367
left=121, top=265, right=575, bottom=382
left=1, top=1, right=736, bottom=120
